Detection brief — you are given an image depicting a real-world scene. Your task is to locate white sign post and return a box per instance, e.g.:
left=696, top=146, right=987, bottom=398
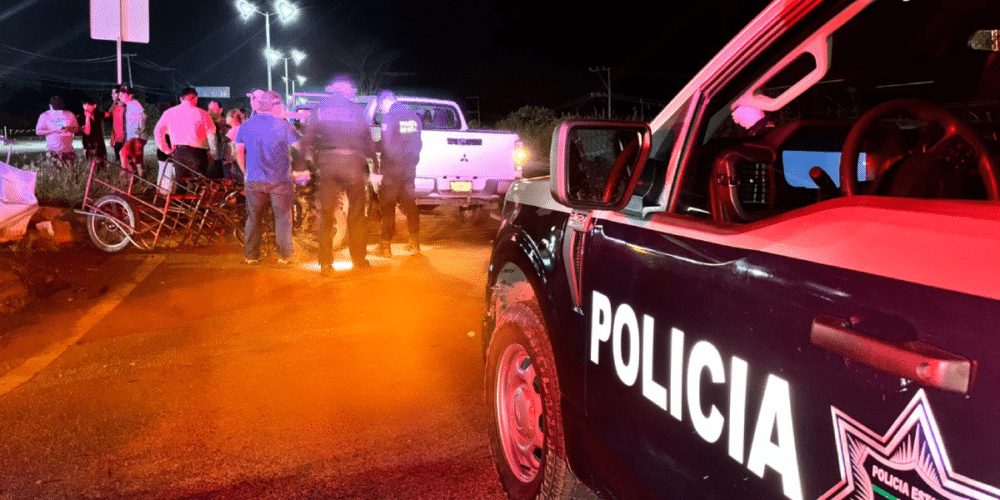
left=90, top=0, right=149, bottom=85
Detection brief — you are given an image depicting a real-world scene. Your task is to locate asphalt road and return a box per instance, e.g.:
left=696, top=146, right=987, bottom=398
left=0, top=211, right=508, bottom=500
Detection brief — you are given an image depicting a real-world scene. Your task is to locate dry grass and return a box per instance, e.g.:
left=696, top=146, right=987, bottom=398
left=11, top=152, right=158, bottom=208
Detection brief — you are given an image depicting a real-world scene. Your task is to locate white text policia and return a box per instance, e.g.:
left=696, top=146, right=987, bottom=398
left=590, top=291, right=803, bottom=500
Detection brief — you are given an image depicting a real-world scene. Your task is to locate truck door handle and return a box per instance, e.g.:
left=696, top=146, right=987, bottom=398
left=810, top=315, right=973, bottom=394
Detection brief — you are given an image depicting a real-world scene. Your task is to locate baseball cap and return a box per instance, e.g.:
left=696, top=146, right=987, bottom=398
left=253, top=91, right=282, bottom=112
left=325, top=74, right=356, bottom=96
left=377, top=90, right=397, bottom=112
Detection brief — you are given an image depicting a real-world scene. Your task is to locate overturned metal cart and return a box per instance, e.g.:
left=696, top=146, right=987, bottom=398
left=79, top=156, right=244, bottom=253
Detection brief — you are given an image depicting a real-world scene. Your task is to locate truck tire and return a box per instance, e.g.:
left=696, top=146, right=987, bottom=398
left=457, top=205, right=485, bottom=225
left=486, top=301, right=594, bottom=500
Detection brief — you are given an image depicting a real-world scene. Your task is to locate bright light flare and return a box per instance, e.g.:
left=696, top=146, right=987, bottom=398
left=235, top=0, right=257, bottom=20
left=296, top=75, right=307, bottom=85
left=513, top=144, right=529, bottom=169
left=291, top=49, right=306, bottom=64
left=302, top=260, right=374, bottom=273
left=275, top=0, right=298, bottom=22
left=265, top=48, right=282, bottom=66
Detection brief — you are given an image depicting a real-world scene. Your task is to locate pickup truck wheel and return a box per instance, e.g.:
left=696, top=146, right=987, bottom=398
left=486, top=301, right=585, bottom=500
left=457, top=206, right=484, bottom=225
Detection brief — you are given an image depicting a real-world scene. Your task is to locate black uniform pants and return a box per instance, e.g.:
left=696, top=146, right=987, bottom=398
left=317, top=150, right=368, bottom=266
left=379, top=172, right=418, bottom=243
left=172, top=145, right=209, bottom=179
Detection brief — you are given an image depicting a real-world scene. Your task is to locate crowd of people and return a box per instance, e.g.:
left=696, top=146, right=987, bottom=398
left=34, top=77, right=423, bottom=276
left=35, top=85, right=246, bottom=181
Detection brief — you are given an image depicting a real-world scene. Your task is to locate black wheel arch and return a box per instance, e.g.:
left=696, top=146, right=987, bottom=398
left=484, top=224, right=561, bottom=356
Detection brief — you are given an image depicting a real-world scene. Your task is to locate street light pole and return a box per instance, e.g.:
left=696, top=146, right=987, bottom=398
left=268, top=49, right=305, bottom=102
left=265, top=11, right=272, bottom=91
left=283, top=56, right=289, bottom=98
left=237, top=1, right=298, bottom=92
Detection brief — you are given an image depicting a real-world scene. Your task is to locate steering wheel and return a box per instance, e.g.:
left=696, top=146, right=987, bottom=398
left=602, top=137, right=641, bottom=202
left=839, top=98, right=999, bottom=200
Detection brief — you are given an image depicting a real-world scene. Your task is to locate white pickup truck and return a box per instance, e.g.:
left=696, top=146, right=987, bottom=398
left=288, top=93, right=527, bottom=220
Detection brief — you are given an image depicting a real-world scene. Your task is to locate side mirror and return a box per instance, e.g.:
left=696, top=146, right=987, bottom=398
left=969, top=30, right=1000, bottom=52
left=550, top=120, right=652, bottom=210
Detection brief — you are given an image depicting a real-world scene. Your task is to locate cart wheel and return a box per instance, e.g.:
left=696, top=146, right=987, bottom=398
left=232, top=219, right=247, bottom=245
left=87, top=194, right=135, bottom=253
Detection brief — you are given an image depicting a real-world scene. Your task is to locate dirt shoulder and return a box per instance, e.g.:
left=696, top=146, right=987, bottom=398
left=0, top=206, right=103, bottom=314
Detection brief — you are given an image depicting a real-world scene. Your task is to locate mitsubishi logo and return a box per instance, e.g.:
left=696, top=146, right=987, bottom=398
left=460, top=154, right=469, bottom=162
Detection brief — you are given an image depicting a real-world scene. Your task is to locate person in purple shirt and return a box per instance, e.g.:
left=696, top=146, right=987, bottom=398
left=235, top=91, right=301, bottom=265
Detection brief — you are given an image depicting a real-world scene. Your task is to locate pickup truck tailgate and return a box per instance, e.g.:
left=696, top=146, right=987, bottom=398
left=416, top=130, right=520, bottom=181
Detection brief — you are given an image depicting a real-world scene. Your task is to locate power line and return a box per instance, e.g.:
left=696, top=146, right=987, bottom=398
left=481, top=74, right=587, bottom=104
left=0, top=43, right=122, bottom=64
left=0, top=41, right=193, bottom=95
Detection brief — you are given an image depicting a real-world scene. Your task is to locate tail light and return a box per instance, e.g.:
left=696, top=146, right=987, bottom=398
left=513, top=141, right=529, bottom=173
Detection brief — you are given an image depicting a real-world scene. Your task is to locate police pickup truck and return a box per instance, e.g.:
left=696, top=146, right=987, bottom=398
left=288, top=93, right=527, bottom=220
left=482, top=1, right=1000, bottom=500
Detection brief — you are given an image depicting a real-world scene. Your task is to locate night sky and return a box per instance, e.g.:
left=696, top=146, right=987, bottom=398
left=0, top=0, right=770, bottom=127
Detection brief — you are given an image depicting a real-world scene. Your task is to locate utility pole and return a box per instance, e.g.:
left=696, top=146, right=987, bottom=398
left=125, top=54, right=134, bottom=87
left=589, top=66, right=611, bottom=118
left=90, top=0, right=149, bottom=85
left=467, top=96, right=480, bottom=125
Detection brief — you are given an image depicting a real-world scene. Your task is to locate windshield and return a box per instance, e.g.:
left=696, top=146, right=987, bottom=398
left=732, top=0, right=1000, bottom=198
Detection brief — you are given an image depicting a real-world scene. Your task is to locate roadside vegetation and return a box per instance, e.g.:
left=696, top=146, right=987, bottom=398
left=13, top=153, right=158, bottom=208
left=493, top=105, right=651, bottom=166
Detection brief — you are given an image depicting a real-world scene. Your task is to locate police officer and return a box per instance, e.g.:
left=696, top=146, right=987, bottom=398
left=301, top=75, right=375, bottom=275
left=375, top=90, right=423, bottom=257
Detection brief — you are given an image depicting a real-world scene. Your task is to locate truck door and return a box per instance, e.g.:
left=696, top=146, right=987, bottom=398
left=572, top=1, right=1000, bottom=498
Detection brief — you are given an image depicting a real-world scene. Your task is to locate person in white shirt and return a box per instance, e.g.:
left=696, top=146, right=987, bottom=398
left=118, top=86, right=147, bottom=141
left=153, top=87, right=217, bottom=179
left=117, top=85, right=148, bottom=175
left=35, top=96, right=79, bottom=165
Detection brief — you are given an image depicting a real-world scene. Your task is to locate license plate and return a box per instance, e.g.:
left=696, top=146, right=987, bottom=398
left=450, top=181, right=473, bottom=192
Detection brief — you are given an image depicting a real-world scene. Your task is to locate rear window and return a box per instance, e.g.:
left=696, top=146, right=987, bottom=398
left=403, top=103, right=462, bottom=130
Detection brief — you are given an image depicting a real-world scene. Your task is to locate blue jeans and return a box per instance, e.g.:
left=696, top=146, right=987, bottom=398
left=244, top=181, right=294, bottom=260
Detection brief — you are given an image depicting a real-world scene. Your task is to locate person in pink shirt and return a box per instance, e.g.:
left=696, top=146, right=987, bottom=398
left=152, top=87, right=217, bottom=179
left=35, top=95, right=79, bottom=166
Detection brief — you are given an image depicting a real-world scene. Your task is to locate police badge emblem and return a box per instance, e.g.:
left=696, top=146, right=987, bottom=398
left=819, top=390, right=1000, bottom=500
